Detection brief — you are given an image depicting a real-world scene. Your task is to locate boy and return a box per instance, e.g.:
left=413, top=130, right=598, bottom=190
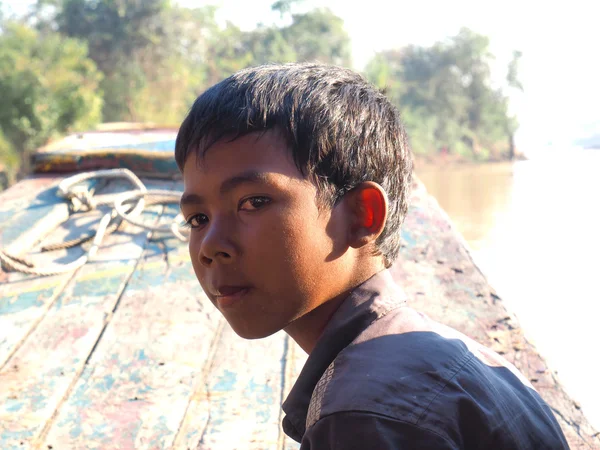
left=175, top=63, right=569, bottom=449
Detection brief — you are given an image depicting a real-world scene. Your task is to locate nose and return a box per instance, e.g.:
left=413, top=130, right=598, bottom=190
left=197, top=217, right=236, bottom=267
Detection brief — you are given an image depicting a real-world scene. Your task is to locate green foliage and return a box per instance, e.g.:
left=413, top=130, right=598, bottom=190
left=0, top=0, right=520, bottom=186
left=283, top=8, right=352, bottom=66
left=271, top=0, right=303, bottom=18
left=41, top=0, right=172, bottom=121
left=33, top=1, right=352, bottom=123
left=365, top=28, right=521, bottom=161
left=0, top=22, right=102, bottom=177
left=0, top=129, right=16, bottom=189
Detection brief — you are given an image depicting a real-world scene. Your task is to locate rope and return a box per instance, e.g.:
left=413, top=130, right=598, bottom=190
left=0, top=168, right=187, bottom=277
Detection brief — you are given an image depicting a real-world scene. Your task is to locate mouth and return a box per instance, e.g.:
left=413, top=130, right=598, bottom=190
left=213, top=286, right=251, bottom=308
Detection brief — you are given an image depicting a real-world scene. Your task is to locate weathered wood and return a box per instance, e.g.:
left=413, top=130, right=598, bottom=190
left=280, top=337, right=306, bottom=450
left=187, top=328, right=287, bottom=450
left=0, top=176, right=68, bottom=257
left=0, top=211, right=90, bottom=369
left=0, top=179, right=168, bottom=449
left=0, top=177, right=157, bottom=368
left=1, top=175, right=83, bottom=367
left=39, top=205, right=222, bottom=449
left=391, top=179, right=600, bottom=449
left=32, top=130, right=180, bottom=178
left=1, top=171, right=597, bottom=449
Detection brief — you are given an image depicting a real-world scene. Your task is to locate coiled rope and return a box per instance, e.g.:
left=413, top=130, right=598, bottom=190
left=0, top=169, right=187, bottom=276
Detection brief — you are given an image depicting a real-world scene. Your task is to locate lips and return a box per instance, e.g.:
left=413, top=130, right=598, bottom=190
left=211, top=285, right=251, bottom=308
left=215, top=286, right=248, bottom=297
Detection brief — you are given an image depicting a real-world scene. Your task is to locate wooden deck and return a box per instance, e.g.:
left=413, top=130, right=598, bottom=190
left=1, top=157, right=599, bottom=447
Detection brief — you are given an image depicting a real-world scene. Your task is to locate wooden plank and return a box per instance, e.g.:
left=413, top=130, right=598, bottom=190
left=0, top=174, right=99, bottom=367
left=41, top=205, right=223, bottom=449
left=0, top=176, right=150, bottom=368
left=280, top=336, right=306, bottom=450
left=391, top=179, right=600, bottom=449
left=0, top=175, right=92, bottom=255
left=0, top=180, right=169, bottom=449
left=175, top=326, right=304, bottom=450
left=0, top=209, right=93, bottom=368
left=2, top=172, right=595, bottom=449
left=0, top=175, right=62, bottom=217
left=188, top=327, right=288, bottom=450
left=32, top=130, right=179, bottom=178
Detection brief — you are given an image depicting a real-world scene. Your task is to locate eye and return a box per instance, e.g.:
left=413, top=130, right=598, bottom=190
left=239, top=196, right=271, bottom=211
left=185, top=213, right=209, bottom=229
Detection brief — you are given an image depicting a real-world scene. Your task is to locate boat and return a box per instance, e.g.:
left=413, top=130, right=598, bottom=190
left=0, top=125, right=598, bottom=449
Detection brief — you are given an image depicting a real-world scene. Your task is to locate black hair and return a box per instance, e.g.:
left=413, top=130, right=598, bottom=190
left=175, top=63, right=413, bottom=267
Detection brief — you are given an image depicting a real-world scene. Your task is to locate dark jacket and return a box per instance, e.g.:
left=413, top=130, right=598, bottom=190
left=282, top=270, right=569, bottom=449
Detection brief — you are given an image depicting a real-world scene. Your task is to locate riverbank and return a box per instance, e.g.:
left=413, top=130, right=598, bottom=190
left=412, top=152, right=527, bottom=168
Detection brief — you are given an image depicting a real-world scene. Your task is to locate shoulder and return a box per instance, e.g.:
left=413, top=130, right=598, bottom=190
left=306, top=320, right=474, bottom=433
left=306, top=308, right=568, bottom=447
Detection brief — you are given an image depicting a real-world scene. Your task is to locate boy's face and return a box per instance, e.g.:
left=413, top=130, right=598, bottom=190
left=181, top=131, right=352, bottom=339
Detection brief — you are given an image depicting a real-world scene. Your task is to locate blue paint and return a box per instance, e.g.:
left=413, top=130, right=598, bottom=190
left=0, top=289, right=50, bottom=315
left=401, top=228, right=417, bottom=247
left=69, top=425, right=83, bottom=439
left=0, top=197, right=66, bottom=246
left=4, top=400, right=24, bottom=412
left=211, top=370, right=237, bottom=392
left=136, top=384, right=153, bottom=396
left=29, top=392, right=48, bottom=412
left=30, top=185, right=62, bottom=207
left=0, top=428, right=35, bottom=440
left=245, top=377, right=275, bottom=423
left=204, top=370, right=241, bottom=432
left=97, top=374, right=115, bottom=391
left=146, top=415, right=171, bottom=448
left=136, top=349, right=147, bottom=361
left=95, top=140, right=176, bottom=152
left=128, top=371, right=142, bottom=383
left=57, top=366, right=94, bottom=433
left=49, top=139, right=176, bottom=154
left=72, top=272, right=129, bottom=299
left=0, top=210, right=15, bottom=226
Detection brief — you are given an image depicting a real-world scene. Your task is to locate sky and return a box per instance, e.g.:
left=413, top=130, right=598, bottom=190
left=6, top=0, right=600, bottom=152
left=183, top=0, right=600, bottom=153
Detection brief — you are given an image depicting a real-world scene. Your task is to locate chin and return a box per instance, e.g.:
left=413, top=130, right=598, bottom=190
left=228, top=321, right=282, bottom=340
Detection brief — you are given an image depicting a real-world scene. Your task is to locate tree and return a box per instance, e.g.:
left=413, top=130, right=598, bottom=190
left=505, top=50, right=523, bottom=159
left=271, top=0, right=303, bottom=18
left=35, top=0, right=172, bottom=121
left=0, top=22, right=102, bottom=178
left=365, top=28, right=521, bottom=161
left=243, top=25, right=296, bottom=66
left=282, top=8, right=352, bottom=66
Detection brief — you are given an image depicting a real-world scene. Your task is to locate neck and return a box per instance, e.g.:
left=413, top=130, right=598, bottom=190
left=284, top=292, right=347, bottom=354
left=284, top=264, right=386, bottom=353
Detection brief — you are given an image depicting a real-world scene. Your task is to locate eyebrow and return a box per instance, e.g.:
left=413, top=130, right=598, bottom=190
left=180, top=170, right=273, bottom=208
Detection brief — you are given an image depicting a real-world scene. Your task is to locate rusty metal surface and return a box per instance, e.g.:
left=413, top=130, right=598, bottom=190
left=0, top=173, right=598, bottom=449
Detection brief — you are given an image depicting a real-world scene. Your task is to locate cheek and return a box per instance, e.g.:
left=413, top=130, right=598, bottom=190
left=268, top=209, right=334, bottom=280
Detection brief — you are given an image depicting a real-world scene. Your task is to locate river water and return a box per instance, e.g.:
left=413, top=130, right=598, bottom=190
left=417, top=148, right=600, bottom=430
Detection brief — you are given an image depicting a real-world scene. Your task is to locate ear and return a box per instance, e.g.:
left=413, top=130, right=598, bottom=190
left=344, top=182, right=388, bottom=249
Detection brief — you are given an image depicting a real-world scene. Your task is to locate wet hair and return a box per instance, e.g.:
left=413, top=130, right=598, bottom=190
left=175, top=63, right=413, bottom=267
